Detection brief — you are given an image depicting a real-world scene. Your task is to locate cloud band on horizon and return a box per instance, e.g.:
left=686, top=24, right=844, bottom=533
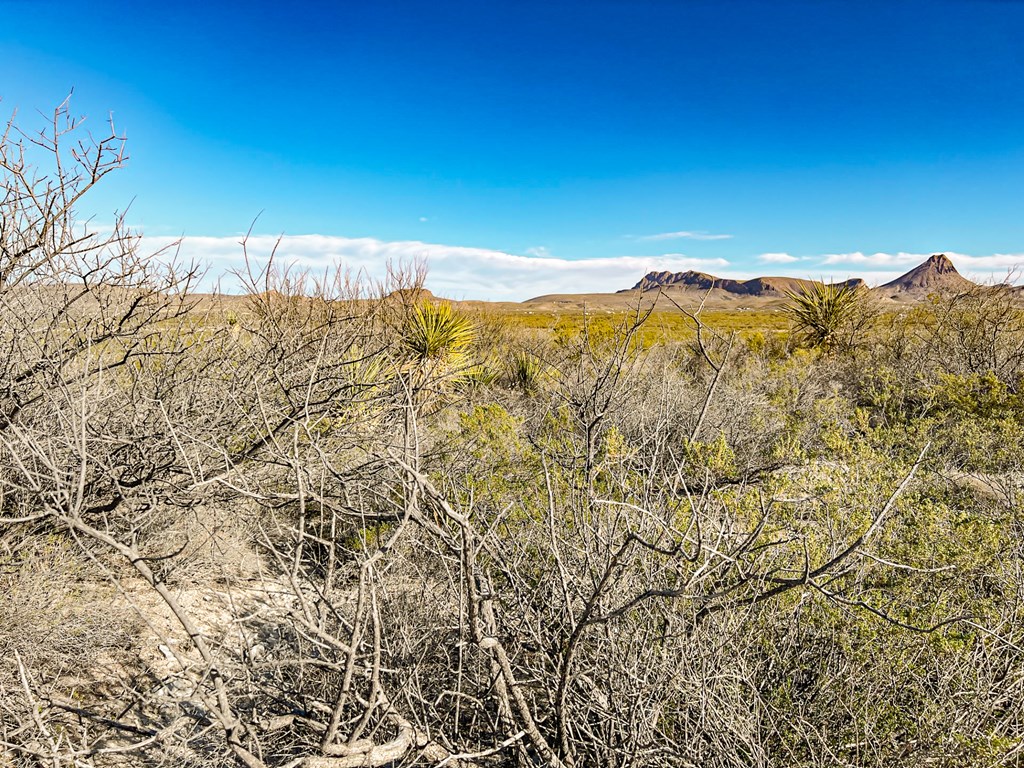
left=142, top=234, right=1024, bottom=301
left=146, top=234, right=731, bottom=301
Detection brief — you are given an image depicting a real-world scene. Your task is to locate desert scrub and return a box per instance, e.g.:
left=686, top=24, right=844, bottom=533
left=431, top=403, right=548, bottom=520
left=0, top=539, right=139, bottom=671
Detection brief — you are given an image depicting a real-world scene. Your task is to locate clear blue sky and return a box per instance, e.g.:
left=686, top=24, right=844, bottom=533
left=3, top=0, right=1024, bottom=298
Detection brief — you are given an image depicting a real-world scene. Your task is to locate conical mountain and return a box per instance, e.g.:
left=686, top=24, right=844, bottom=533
left=878, top=254, right=973, bottom=295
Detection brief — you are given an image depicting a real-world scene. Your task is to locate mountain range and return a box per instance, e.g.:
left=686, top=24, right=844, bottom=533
left=517, top=254, right=995, bottom=311
left=626, top=254, right=973, bottom=299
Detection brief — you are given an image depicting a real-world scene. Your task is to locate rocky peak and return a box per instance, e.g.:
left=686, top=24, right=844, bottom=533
left=924, top=253, right=957, bottom=273
left=879, top=254, right=973, bottom=294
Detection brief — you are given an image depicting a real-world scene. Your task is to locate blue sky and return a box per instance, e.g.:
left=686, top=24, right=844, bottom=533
left=3, top=0, right=1024, bottom=299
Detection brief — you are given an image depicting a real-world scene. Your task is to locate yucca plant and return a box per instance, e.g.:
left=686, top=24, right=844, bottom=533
left=402, top=301, right=475, bottom=364
left=783, top=281, right=866, bottom=351
left=461, top=361, right=500, bottom=388
left=506, top=349, right=544, bottom=393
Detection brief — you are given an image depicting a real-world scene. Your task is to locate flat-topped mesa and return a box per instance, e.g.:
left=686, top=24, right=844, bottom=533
left=631, top=270, right=729, bottom=292
left=879, top=253, right=974, bottom=294
left=630, top=270, right=865, bottom=297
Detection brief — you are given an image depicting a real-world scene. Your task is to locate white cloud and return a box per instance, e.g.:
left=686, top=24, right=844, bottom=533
left=636, top=230, right=733, bottom=242
left=145, top=233, right=732, bottom=301
left=758, top=252, right=800, bottom=263
left=525, top=246, right=552, bottom=258
left=418, top=216, right=429, bottom=222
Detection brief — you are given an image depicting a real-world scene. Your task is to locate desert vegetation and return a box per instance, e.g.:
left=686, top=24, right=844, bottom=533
left=1, top=104, right=1023, bottom=768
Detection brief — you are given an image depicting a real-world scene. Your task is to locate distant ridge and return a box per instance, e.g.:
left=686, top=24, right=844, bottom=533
left=625, top=270, right=865, bottom=297
left=522, top=254, right=983, bottom=309
left=878, top=253, right=973, bottom=295
left=386, top=287, right=436, bottom=302
left=623, top=254, right=977, bottom=299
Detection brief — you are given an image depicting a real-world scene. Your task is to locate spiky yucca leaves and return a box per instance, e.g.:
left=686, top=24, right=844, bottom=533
left=399, top=302, right=482, bottom=408
left=783, top=281, right=866, bottom=350
left=402, top=301, right=475, bottom=364
left=462, top=363, right=499, bottom=388
left=506, top=350, right=544, bottom=393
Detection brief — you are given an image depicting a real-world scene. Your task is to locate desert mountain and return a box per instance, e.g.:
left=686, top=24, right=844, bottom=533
left=627, top=270, right=865, bottom=297
left=522, top=254, right=982, bottom=310
left=878, top=253, right=973, bottom=295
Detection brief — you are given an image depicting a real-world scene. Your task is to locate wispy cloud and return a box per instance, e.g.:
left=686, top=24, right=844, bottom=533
left=758, top=252, right=800, bottom=263
left=635, top=230, right=733, bottom=242
left=146, top=233, right=731, bottom=301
